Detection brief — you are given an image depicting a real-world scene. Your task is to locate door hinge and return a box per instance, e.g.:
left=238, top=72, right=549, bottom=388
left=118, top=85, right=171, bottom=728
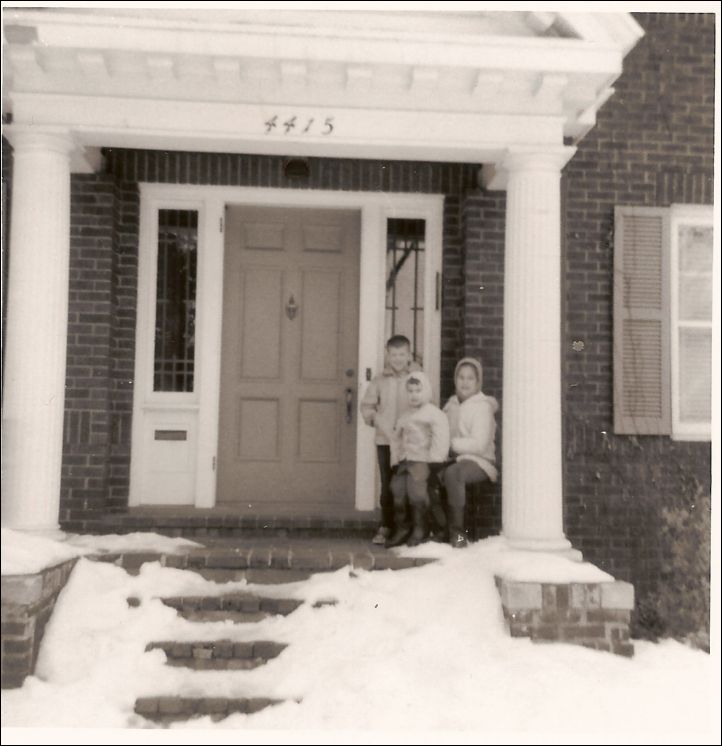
left=212, top=456, right=217, bottom=471
left=219, top=216, right=224, bottom=233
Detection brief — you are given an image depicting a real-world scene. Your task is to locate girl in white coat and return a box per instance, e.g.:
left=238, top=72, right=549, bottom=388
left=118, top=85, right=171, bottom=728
left=442, top=358, right=498, bottom=548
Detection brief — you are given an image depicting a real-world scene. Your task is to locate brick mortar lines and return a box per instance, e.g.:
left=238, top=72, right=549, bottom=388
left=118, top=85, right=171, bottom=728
left=59, top=153, right=481, bottom=530
left=1, top=559, right=78, bottom=688
left=560, top=13, right=712, bottom=631
left=88, top=548, right=429, bottom=572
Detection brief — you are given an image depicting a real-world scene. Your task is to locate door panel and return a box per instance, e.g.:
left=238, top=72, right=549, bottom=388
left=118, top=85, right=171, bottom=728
left=237, top=398, right=281, bottom=461
left=300, top=270, right=342, bottom=381
left=218, top=206, right=360, bottom=506
left=239, top=268, right=283, bottom=379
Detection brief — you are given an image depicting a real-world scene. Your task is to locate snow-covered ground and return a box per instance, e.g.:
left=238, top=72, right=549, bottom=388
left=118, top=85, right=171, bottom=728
left=1, top=533, right=718, bottom=744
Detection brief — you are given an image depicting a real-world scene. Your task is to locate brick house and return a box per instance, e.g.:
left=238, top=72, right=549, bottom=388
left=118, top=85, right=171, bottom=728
left=1, top=10, right=714, bottom=638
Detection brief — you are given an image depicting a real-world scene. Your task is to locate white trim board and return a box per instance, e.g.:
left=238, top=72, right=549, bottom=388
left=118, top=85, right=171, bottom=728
left=130, top=183, right=444, bottom=511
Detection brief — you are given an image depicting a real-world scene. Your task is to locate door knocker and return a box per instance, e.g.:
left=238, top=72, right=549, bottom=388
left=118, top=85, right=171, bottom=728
left=286, top=294, right=298, bottom=320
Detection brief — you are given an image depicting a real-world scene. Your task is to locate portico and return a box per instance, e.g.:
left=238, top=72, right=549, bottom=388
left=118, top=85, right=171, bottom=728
left=1, top=9, right=644, bottom=549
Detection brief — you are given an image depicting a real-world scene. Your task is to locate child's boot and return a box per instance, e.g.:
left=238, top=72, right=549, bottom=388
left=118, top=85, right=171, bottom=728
left=385, top=503, right=410, bottom=548
left=427, top=479, right=448, bottom=542
left=448, top=505, right=468, bottom=548
left=406, top=503, right=428, bottom=547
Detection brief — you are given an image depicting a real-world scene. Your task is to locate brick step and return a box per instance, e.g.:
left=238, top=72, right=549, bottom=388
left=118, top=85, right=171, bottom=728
left=135, top=696, right=283, bottom=723
left=192, top=567, right=313, bottom=584
left=91, top=546, right=432, bottom=577
left=160, top=593, right=303, bottom=623
left=145, top=639, right=287, bottom=670
left=96, top=513, right=378, bottom=540
left=175, top=609, right=268, bottom=623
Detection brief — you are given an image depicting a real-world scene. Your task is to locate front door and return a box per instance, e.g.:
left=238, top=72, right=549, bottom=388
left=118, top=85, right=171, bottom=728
left=217, top=206, right=360, bottom=507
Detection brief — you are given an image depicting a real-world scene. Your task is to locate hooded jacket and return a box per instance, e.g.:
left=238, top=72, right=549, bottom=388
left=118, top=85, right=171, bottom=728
left=443, top=358, right=498, bottom=481
left=360, top=359, right=422, bottom=445
left=390, top=371, right=450, bottom=466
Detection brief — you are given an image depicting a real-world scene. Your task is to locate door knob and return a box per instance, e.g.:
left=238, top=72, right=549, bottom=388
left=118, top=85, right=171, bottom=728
left=285, top=294, right=298, bottom=320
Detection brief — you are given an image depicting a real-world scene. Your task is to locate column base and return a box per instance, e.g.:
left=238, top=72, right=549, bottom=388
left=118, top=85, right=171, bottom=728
left=503, top=534, right=583, bottom=562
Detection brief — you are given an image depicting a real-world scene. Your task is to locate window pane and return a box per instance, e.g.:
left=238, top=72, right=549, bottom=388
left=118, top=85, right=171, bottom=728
left=385, top=219, right=425, bottom=365
left=679, top=275, right=712, bottom=321
left=154, top=209, right=198, bottom=392
left=678, top=224, right=713, bottom=322
left=678, top=225, right=712, bottom=272
left=679, top=327, right=711, bottom=422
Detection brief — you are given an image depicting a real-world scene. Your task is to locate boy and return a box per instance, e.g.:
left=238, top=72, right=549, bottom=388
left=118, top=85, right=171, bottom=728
left=387, top=371, right=450, bottom=547
left=360, top=335, right=420, bottom=545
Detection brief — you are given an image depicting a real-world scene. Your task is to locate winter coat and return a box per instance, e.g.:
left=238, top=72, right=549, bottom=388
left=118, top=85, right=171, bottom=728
left=443, top=390, right=498, bottom=482
left=390, top=372, right=450, bottom=466
left=360, top=360, right=422, bottom=445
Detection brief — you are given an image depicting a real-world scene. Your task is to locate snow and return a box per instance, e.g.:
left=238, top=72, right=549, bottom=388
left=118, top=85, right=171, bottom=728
left=1, top=529, right=200, bottom=575
left=1, top=535, right=718, bottom=744
left=62, top=531, right=202, bottom=555
left=1, top=529, right=82, bottom=575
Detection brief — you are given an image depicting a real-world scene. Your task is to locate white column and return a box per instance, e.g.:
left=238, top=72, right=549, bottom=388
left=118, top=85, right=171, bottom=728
left=1, top=130, right=75, bottom=530
left=501, top=148, right=575, bottom=551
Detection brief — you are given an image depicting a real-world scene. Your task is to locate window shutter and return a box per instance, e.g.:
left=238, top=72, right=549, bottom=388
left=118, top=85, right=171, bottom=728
left=613, top=206, right=671, bottom=434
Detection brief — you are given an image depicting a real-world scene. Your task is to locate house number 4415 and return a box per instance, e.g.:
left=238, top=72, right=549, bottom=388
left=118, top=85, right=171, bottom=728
left=264, top=116, right=334, bottom=135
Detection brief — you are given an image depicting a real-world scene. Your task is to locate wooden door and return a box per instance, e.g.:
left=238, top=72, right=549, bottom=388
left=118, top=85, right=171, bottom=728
left=217, top=206, right=360, bottom=507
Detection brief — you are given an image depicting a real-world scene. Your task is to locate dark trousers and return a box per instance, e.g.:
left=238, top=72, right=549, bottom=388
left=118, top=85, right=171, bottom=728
left=377, top=445, right=394, bottom=528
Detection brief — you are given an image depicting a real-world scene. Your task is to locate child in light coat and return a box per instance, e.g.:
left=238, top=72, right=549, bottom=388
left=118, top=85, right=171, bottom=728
left=441, top=357, right=498, bottom=548
left=387, top=371, right=450, bottom=547
left=360, top=335, right=421, bottom=544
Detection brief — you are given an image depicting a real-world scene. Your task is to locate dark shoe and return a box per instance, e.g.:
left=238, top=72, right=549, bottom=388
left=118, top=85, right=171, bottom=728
left=428, top=529, right=449, bottom=543
left=406, top=503, right=428, bottom=547
left=406, top=531, right=425, bottom=547
left=450, top=530, right=468, bottom=549
left=386, top=499, right=410, bottom=548
left=385, top=527, right=411, bottom=548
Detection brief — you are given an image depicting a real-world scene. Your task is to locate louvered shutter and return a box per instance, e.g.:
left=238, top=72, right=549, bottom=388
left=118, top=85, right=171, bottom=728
left=613, top=206, right=671, bottom=434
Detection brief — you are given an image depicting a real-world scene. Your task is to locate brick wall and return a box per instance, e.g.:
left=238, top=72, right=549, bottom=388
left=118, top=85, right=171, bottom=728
left=61, top=153, right=485, bottom=528
left=497, top=576, right=635, bottom=657
left=560, top=12, right=713, bottom=637
left=61, top=175, right=116, bottom=530
left=1, top=559, right=78, bottom=688
left=3, top=13, right=712, bottom=638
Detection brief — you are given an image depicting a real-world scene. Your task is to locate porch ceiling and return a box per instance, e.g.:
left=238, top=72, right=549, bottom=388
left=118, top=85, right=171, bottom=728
left=2, top=9, right=643, bottom=169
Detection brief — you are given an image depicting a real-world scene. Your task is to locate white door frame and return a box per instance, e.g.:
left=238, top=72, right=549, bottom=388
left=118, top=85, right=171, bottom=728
left=130, top=183, right=444, bottom=511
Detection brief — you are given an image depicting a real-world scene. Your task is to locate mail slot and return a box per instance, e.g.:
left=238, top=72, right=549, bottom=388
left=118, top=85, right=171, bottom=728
left=154, top=430, right=187, bottom=441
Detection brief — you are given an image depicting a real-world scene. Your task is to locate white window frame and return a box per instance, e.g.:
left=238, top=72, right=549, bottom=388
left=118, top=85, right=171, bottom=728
left=669, top=203, right=714, bottom=441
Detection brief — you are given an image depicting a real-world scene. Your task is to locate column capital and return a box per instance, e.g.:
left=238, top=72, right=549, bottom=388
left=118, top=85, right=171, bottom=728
left=483, top=146, right=577, bottom=190
left=502, top=146, right=577, bottom=175
left=4, top=126, right=76, bottom=157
